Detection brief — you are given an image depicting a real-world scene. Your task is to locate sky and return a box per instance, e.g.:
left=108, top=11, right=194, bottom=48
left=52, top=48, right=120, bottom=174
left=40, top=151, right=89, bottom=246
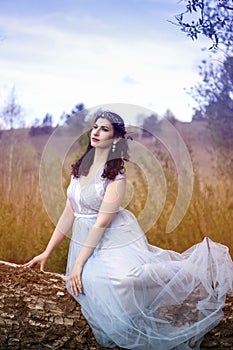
left=0, top=0, right=212, bottom=125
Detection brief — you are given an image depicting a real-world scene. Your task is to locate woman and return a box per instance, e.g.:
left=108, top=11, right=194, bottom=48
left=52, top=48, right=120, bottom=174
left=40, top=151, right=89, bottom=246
left=24, top=111, right=233, bottom=350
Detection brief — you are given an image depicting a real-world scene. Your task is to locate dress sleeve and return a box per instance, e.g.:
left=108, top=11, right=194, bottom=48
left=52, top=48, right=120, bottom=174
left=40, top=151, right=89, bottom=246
left=114, top=173, right=126, bottom=181
left=56, top=198, right=74, bottom=234
left=56, top=176, right=75, bottom=234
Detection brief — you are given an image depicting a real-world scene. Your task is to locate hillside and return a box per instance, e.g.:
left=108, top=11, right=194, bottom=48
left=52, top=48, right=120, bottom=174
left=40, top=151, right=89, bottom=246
left=0, top=119, right=218, bottom=181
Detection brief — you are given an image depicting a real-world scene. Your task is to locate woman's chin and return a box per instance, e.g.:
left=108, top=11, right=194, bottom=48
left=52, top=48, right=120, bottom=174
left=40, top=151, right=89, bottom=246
left=90, top=141, right=97, bottom=147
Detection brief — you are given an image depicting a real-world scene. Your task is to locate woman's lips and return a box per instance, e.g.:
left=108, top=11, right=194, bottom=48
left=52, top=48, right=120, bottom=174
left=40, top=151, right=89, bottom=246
left=91, top=137, right=99, bottom=142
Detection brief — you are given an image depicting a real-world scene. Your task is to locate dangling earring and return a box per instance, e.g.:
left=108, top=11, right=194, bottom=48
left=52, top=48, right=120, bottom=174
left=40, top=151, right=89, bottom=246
left=112, top=140, right=116, bottom=152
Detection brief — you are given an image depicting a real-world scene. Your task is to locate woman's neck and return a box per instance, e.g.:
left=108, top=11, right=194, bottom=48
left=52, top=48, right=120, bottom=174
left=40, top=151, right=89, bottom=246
left=92, top=147, right=110, bottom=169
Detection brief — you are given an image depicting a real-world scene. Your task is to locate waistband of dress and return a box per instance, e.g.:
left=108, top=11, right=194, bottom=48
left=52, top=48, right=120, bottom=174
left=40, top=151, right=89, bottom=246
left=74, top=213, right=97, bottom=218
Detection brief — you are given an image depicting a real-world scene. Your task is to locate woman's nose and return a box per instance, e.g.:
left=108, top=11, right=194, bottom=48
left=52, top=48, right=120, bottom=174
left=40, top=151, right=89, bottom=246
left=93, top=128, right=100, bottom=135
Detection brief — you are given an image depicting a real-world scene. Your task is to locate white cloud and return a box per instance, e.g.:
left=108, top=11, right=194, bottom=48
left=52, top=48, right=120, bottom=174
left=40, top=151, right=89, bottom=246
left=122, top=76, right=139, bottom=84
left=0, top=11, right=209, bottom=124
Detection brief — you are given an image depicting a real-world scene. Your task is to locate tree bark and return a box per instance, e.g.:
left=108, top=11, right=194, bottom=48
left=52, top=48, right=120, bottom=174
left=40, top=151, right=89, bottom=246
left=0, top=261, right=110, bottom=350
left=0, top=261, right=232, bottom=349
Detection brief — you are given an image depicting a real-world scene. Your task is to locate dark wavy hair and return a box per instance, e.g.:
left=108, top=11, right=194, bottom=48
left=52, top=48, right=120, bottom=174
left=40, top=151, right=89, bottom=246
left=72, top=111, right=130, bottom=180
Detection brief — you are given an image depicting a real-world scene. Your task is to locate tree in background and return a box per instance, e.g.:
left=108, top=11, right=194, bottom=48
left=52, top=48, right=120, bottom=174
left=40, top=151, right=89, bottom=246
left=174, top=0, right=233, bottom=50
left=61, top=103, right=88, bottom=136
left=163, top=109, right=178, bottom=125
left=173, top=1, right=233, bottom=177
left=0, top=87, right=24, bottom=129
left=63, top=103, right=86, bottom=121
left=0, top=88, right=25, bottom=200
left=42, top=113, right=53, bottom=126
left=191, top=57, right=233, bottom=146
left=190, top=56, right=233, bottom=177
left=141, top=114, right=160, bottom=137
left=29, top=113, right=54, bottom=136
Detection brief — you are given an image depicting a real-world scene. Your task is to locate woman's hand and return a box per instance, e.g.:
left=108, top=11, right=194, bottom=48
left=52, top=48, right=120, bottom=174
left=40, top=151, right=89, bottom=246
left=22, top=251, right=49, bottom=272
left=69, top=261, right=84, bottom=296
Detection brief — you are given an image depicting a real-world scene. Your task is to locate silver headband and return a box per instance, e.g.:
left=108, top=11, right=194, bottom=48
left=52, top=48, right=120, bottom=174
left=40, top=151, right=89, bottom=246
left=101, top=111, right=124, bottom=125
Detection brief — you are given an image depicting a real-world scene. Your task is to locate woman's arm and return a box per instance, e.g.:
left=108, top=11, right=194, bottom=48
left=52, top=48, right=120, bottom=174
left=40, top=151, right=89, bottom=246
left=69, top=178, right=126, bottom=295
left=23, top=198, right=75, bottom=270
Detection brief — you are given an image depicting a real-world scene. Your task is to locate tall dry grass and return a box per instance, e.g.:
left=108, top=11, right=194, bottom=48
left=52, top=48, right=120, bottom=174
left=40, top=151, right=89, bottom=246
left=0, top=128, right=232, bottom=273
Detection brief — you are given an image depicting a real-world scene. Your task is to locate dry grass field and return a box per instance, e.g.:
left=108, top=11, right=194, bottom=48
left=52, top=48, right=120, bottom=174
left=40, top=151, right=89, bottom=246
left=0, top=120, right=232, bottom=272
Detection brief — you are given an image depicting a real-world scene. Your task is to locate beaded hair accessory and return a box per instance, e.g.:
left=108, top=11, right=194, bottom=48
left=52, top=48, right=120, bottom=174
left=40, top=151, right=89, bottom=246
left=98, top=111, right=127, bottom=138
left=100, top=111, right=124, bottom=126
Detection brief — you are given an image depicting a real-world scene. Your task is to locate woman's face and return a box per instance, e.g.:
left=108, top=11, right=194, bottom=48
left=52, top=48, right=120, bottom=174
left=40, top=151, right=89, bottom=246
left=90, top=117, right=115, bottom=149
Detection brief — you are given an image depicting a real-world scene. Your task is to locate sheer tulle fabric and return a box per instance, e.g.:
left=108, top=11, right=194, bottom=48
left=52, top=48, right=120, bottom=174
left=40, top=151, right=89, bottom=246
left=66, top=172, right=233, bottom=350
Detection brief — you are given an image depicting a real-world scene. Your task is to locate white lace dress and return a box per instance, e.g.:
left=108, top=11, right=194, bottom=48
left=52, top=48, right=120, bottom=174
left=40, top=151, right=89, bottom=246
left=66, top=168, right=233, bottom=350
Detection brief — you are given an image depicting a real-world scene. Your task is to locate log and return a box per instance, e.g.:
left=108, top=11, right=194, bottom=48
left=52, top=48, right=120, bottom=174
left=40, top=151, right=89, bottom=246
left=0, top=261, right=233, bottom=349
left=0, top=261, right=112, bottom=350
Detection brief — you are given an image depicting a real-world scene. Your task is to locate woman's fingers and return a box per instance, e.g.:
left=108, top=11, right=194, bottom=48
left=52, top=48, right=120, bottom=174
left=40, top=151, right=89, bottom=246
left=70, top=277, right=78, bottom=295
left=22, top=259, right=36, bottom=268
left=77, top=278, right=83, bottom=294
left=22, top=254, right=47, bottom=271
left=70, top=274, right=83, bottom=296
left=69, top=262, right=84, bottom=296
left=71, top=278, right=81, bottom=295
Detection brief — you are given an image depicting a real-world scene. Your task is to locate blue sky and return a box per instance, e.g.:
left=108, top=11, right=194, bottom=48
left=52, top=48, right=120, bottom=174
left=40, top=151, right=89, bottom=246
left=0, top=0, right=211, bottom=124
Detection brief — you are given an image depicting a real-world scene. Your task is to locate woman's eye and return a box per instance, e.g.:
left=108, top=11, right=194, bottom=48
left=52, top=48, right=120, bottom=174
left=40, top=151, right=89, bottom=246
left=92, top=125, right=109, bottom=132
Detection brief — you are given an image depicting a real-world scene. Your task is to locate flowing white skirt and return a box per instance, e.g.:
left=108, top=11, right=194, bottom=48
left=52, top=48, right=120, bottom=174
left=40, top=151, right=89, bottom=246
left=66, top=209, right=233, bottom=350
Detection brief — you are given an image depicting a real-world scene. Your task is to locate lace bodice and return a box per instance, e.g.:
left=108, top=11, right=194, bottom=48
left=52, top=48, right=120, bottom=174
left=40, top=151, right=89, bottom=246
left=67, top=168, right=126, bottom=216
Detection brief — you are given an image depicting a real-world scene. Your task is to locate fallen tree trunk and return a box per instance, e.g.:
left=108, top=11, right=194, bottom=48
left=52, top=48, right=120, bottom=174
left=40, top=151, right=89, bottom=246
left=0, top=261, right=104, bottom=350
left=0, top=261, right=233, bottom=349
